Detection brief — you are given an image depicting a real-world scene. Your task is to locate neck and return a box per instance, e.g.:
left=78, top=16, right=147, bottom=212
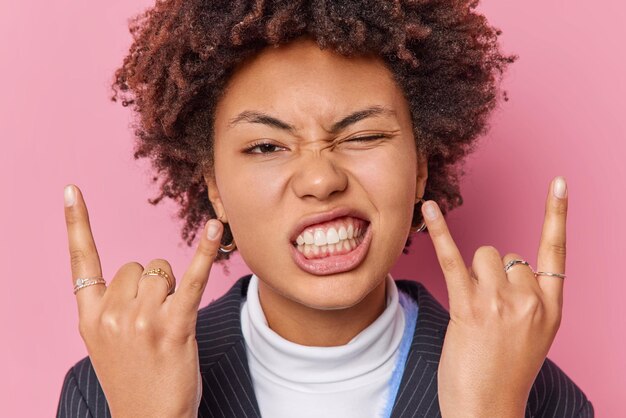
left=256, top=277, right=387, bottom=346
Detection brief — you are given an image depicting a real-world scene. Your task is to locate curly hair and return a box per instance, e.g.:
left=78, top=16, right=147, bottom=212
left=111, top=0, right=516, bottom=262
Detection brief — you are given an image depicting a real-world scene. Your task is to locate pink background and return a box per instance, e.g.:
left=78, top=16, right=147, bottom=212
left=1, top=1, right=624, bottom=416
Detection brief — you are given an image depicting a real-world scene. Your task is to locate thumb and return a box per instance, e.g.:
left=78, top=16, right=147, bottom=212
left=173, top=219, right=224, bottom=316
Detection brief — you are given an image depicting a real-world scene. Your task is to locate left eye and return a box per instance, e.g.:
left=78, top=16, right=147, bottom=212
left=244, top=142, right=286, bottom=154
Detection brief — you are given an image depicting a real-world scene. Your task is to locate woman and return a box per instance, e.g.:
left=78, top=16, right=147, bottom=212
left=57, top=0, right=593, bottom=417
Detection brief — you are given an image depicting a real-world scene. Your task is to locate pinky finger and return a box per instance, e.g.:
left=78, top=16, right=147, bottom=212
left=536, top=176, right=568, bottom=309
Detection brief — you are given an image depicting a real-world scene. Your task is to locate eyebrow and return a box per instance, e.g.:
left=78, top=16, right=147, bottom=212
left=227, top=105, right=396, bottom=134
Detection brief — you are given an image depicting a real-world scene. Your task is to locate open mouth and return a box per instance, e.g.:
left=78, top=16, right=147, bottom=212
left=292, top=216, right=369, bottom=260
left=289, top=217, right=373, bottom=276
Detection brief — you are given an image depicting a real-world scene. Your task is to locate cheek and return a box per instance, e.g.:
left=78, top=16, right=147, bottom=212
left=216, top=160, right=287, bottom=255
left=350, top=145, right=417, bottom=259
left=351, top=146, right=417, bottom=217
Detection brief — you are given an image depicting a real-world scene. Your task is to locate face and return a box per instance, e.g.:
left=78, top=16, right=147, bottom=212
left=206, top=37, right=427, bottom=310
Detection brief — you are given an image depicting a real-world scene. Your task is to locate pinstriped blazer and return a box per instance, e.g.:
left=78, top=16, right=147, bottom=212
left=57, top=275, right=594, bottom=417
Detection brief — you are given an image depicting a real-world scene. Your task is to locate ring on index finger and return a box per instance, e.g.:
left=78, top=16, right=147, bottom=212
left=140, top=268, right=175, bottom=295
left=73, top=276, right=106, bottom=295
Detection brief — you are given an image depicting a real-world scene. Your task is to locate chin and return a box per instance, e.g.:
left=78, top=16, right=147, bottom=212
left=285, top=267, right=385, bottom=311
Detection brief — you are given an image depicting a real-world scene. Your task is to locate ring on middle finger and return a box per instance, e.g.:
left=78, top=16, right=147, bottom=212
left=504, top=259, right=535, bottom=274
left=141, top=267, right=175, bottom=295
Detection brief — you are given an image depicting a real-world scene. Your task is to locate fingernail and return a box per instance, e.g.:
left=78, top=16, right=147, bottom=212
left=64, top=185, right=76, bottom=207
left=553, top=176, right=567, bottom=199
left=206, top=220, right=220, bottom=240
left=423, top=201, right=439, bottom=221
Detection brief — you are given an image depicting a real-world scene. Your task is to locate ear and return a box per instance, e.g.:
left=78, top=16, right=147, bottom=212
left=415, top=151, right=428, bottom=201
left=204, top=170, right=228, bottom=223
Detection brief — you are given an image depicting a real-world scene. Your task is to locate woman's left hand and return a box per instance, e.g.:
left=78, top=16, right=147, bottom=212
left=422, top=176, right=568, bottom=418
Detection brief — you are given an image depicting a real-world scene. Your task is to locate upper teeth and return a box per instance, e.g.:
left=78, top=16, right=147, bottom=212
left=296, top=223, right=359, bottom=247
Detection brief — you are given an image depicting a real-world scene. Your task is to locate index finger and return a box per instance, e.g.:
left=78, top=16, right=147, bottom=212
left=64, top=184, right=105, bottom=312
left=421, top=200, right=474, bottom=302
left=171, top=219, right=223, bottom=318
left=536, top=176, right=568, bottom=307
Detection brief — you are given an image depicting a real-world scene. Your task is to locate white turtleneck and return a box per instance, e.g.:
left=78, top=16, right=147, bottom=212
left=240, top=273, right=406, bottom=418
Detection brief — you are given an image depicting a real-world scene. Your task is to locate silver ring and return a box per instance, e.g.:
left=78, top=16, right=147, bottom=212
left=73, top=276, right=106, bottom=294
left=504, top=259, right=533, bottom=273
left=504, top=259, right=566, bottom=279
left=535, top=271, right=566, bottom=279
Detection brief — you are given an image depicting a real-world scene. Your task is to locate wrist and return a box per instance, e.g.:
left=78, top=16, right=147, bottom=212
left=110, top=404, right=198, bottom=418
left=439, top=387, right=526, bottom=418
left=440, top=396, right=526, bottom=418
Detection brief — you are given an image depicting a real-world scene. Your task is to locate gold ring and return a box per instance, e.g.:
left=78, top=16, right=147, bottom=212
left=141, top=268, right=174, bottom=295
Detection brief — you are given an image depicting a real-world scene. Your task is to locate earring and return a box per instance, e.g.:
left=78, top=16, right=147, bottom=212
left=215, top=218, right=237, bottom=254
left=218, top=237, right=237, bottom=254
left=410, top=197, right=427, bottom=233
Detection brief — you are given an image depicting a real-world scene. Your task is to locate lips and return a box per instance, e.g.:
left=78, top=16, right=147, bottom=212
left=287, top=206, right=373, bottom=275
left=290, top=221, right=373, bottom=275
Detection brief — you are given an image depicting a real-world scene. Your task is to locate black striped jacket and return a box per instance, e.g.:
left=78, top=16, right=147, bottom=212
left=57, top=275, right=594, bottom=417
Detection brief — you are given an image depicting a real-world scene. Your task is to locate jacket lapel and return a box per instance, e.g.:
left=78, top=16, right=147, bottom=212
left=196, top=275, right=262, bottom=418
left=390, top=280, right=450, bottom=418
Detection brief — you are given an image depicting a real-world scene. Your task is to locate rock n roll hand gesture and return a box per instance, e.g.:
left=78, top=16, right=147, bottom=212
left=64, top=175, right=566, bottom=417
left=420, top=177, right=568, bottom=418
left=64, top=184, right=224, bottom=418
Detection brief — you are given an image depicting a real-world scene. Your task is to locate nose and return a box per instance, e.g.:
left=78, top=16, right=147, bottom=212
left=291, top=151, right=348, bottom=201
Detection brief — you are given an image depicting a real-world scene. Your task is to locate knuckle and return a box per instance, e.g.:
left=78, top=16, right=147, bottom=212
left=99, top=311, right=122, bottom=333
left=149, top=258, right=172, bottom=269
left=134, top=315, right=155, bottom=335
left=65, top=209, right=82, bottom=225
left=184, top=278, right=207, bottom=297
left=522, top=295, right=544, bottom=317
left=440, top=256, right=461, bottom=273
left=549, top=242, right=567, bottom=257
left=474, top=245, right=499, bottom=260
left=428, top=224, right=448, bottom=239
left=488, top=297, right=507, bottom=317
left=198, top=240, right=219, bottom=258
left=550, top=199, right=568, bottom=216
left=504, top=252, right=522, bottom=261
left=556, top=204, right=568, bottom=216
left=70, top=249, right=88, bottom=269
left=118, top=261, right=143, bottom=274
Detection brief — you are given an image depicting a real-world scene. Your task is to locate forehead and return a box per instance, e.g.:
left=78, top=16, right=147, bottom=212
left=215, top=38, right=406, bottom=124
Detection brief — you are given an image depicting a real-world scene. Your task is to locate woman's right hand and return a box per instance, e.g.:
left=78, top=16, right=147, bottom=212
left=64, top=184, right=224, bottom=418
left=421, top=177, right=568, bottom=417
